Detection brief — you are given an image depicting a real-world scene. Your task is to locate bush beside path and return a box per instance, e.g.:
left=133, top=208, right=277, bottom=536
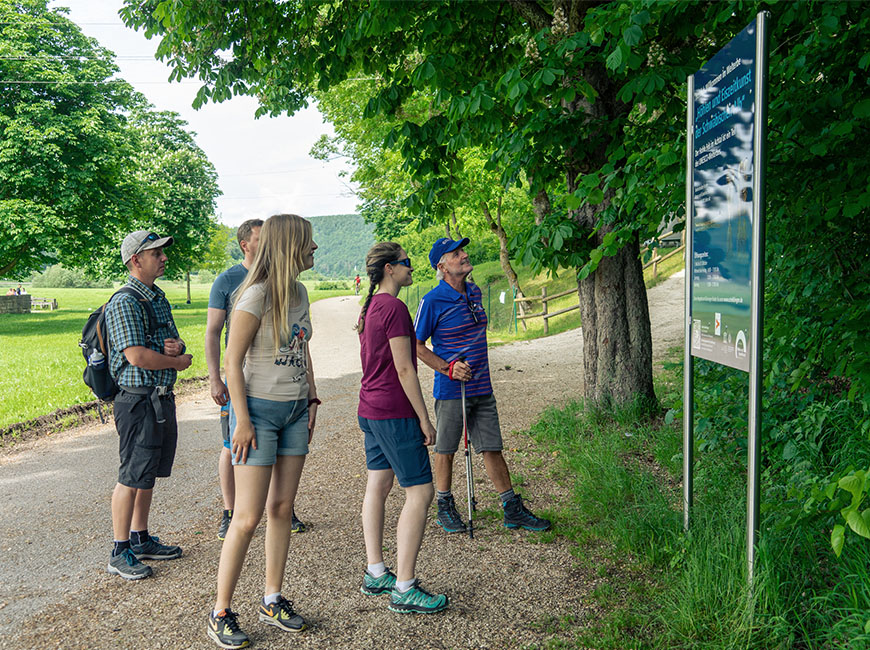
left=1, top=276, right=683, bottom=649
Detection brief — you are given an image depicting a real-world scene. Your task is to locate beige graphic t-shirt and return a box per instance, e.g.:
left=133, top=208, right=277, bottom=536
left=234, top=282, right=311, bottom=401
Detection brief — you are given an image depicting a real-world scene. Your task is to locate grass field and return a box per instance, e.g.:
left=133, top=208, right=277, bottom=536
left=0, top=280, right=349, bottom=429
left=1, top=252, right=683, bottom=430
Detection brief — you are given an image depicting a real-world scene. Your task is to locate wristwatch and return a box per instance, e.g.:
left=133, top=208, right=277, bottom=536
left=308, top=397, right=322, bottom=406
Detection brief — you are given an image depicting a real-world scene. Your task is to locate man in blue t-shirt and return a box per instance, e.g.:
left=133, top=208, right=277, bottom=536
left=205, top=218, right=306, bottom=540
left=415, top=237, right=550, bottom=534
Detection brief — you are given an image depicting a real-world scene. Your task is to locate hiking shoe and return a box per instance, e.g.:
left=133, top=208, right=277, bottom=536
left=503, top=494, right=551, bottom=531
left=130, top=535, right=183, bottom=560
left=218, top=510, right=233, bottom=541
left=360, top=568, right=397, bottom=596
left=291, top=510, right=306, bottom=533
left=207, top=608, right=250, bottom=649
left=388, top=580, right=448, bottom=614
left=107, top=548, right=153, bottom=580
left=436, top=495, right=467, bottom=533
left=259, top=596, right=308, bottom=633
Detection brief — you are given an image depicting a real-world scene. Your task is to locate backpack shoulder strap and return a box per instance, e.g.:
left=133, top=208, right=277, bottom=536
left=114, top=286, right=159, bottom=339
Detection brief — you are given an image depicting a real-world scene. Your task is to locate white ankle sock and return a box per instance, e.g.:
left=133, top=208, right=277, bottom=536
left=264, top=592, right=281, bottom=605
left=395, top=578, right=415, bottom=593
left=367, top=562, right=386, bottom=577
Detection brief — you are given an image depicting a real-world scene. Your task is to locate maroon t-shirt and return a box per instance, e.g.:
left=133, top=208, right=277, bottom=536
left=358, top=293, right=418, bottom=420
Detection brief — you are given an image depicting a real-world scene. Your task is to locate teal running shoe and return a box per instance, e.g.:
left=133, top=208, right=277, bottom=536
left=360, top=568, right=397, bottom=596
left=388, top=580, right=448, bottom=614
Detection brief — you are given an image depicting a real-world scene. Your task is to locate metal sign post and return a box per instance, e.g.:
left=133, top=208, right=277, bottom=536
left=746, top=10, right=770, bottom=583
left=684, top=11, right=770, bottom=583
left=683, top=75, right=695, bottom=532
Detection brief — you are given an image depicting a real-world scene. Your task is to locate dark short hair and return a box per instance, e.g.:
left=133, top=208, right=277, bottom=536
left=237, top=219, right=264, bottom=248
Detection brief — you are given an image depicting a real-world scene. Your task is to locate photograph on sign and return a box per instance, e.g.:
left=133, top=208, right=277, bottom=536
left=690, top=19, right=757, bottom=372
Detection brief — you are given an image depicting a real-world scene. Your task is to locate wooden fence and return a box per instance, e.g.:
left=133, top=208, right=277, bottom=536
left=641, top=230, right=685, bottom=280
left=513, top=231, right=685, bottom=334
left=515, top=284, right=580, bottom=335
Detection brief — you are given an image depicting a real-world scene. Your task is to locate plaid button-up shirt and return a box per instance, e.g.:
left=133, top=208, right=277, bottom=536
left=105, top=276, right=183, bottom=388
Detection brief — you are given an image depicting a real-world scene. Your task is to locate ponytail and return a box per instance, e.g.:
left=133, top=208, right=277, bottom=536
left=356, top=280, right=378, bottom=334
left=356, top=241, right=404, bottom=334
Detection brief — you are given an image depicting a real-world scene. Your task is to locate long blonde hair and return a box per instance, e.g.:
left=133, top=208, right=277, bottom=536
left=232, top=213, right=313, bottom=352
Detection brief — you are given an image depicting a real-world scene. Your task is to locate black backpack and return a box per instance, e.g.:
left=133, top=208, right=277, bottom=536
left=80, top=286, right=159, bottom=403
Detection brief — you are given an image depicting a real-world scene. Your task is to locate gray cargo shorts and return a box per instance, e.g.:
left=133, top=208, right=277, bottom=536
left=434, top=393, right=503, bottom=455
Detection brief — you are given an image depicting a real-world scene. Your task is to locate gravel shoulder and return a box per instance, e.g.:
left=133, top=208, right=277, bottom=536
left=1, top=273, right=684, bottom=649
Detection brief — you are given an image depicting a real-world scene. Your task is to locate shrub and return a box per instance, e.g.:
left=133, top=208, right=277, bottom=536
left=30, top=265, right=113, bottom=288
left=315, top=280, right=350, bottom=290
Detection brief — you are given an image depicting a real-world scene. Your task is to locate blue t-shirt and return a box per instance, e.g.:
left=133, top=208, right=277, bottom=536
left=208, top=264, right=248, bottom=343
left=414, top=280, right=491, bottom=400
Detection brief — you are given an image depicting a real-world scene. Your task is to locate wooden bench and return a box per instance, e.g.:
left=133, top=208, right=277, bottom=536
left=30, top=297, right=58, bottom=310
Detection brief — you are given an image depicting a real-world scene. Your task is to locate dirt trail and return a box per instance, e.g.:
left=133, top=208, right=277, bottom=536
left=0, top=273, right=683, bottom=649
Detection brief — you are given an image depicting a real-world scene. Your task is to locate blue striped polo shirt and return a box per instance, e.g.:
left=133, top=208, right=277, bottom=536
left=414, top=280, right=491, bottom=400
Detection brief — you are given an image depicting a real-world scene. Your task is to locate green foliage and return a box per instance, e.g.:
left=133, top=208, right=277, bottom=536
left=0, top=0, right=139, bottom=278
left=0, top=0, right=222, bottom=281
left=308, top=214, right=374, bottom=278
left=527, top=355, right=870, bottom=648
left=100, top=105, right=222, bottom=280
left=200, top=221, right=234, bottom=275
left=30, top=265, right=113, bottom=289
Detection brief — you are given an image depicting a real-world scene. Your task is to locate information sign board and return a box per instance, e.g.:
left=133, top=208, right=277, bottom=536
left=690, top=19, right=758, bottom=371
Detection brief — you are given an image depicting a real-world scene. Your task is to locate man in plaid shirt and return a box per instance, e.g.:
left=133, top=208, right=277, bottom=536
left=104, top=230, right=193, bottom=580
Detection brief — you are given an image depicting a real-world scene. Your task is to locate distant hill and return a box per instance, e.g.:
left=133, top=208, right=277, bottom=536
left=308, top=214, right=374, bottom=278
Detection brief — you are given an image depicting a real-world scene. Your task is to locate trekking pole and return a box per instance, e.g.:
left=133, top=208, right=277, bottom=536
left=461, top=374, right=476, bottom=539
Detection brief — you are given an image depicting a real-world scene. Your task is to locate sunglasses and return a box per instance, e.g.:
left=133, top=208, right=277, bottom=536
left=465, top=296, right=481, bottom=324
left=133, top=232, right=161, bottom=256
left=390, top=258, right=413, bottom=269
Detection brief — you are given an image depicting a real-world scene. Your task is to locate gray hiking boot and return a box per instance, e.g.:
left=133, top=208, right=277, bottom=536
left=436, top=495, right=467, bottom=533
left=107, top=548, right=153, bottom=580
left=503, top=494, right=551, bottom=531
left=130, top=534, right=182, bottom=560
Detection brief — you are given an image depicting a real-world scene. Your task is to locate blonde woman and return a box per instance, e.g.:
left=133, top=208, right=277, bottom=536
left=207, top=214, right=319, bottom=649
left=357, top=242, right=448, bottom=614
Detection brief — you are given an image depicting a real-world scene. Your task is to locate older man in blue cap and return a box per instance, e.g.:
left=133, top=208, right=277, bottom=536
left=414, top=237, right=550, bottom=534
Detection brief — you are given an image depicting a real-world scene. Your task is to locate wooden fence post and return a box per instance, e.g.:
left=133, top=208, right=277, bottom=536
left=542, top=286, right=548, bottom=335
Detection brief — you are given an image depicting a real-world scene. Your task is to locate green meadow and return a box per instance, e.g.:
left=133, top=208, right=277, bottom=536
left=0, top=281, right=349, bottom=429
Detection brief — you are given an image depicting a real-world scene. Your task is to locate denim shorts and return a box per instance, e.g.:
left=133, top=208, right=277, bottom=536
left=359, top=416, right=433, bottom=488
left=220, top=402, right=231, bottom=450
left=229, top=396, right=309, bottom=466
left=434, top=393, right=503, bottom=455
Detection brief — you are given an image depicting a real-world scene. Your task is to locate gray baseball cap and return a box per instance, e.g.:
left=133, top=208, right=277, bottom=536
left=121, top=230, right=174, bottom=264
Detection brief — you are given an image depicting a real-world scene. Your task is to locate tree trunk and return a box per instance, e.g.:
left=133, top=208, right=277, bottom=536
left=557, top=10, right=655, bottom=408
left=186, top=270, right=191, bottom=304
left=576, top=226, right=655, bottom=406
left=480, top=200, right=533, bottom=319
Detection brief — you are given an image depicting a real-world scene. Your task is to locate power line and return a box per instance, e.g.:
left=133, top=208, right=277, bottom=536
left=0, top=55, right=158, bottom=61
left=0, top=80, right=199, bottom=85
left=220, top=191, right=358, bottom=200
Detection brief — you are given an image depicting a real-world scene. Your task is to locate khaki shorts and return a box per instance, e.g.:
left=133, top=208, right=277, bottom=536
left=434, top=393, right=503, bottom=455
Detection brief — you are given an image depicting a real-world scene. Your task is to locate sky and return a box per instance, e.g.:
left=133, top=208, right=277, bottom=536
left=49, top=0, right=359, bottom=227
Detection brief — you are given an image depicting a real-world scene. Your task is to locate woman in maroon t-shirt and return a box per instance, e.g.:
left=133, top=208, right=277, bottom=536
left=355, top=242, right=448, bottom=614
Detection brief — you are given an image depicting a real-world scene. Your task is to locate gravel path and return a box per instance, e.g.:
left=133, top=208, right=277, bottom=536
left=1, top=273, right=683, bottom=649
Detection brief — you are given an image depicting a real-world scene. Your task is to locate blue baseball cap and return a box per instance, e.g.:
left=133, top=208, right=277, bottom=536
left=429, top=237, right=470, bottom=269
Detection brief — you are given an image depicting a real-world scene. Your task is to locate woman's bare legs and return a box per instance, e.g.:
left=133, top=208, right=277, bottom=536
left=362, top=469, right=394, bottom=566
left=263, top=454, right=306, bottom=596
left=214, top=464, right=272, bottom=611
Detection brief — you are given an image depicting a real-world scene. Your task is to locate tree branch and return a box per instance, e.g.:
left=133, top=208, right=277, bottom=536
left=506, top=0, right=550, bottom=31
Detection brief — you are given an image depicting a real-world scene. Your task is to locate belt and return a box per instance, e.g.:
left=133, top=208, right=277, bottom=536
left=119, top=385, right=174, bottom=423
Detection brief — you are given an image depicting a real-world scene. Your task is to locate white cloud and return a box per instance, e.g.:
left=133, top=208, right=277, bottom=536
left=49, top=0, right=359, bottom=226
